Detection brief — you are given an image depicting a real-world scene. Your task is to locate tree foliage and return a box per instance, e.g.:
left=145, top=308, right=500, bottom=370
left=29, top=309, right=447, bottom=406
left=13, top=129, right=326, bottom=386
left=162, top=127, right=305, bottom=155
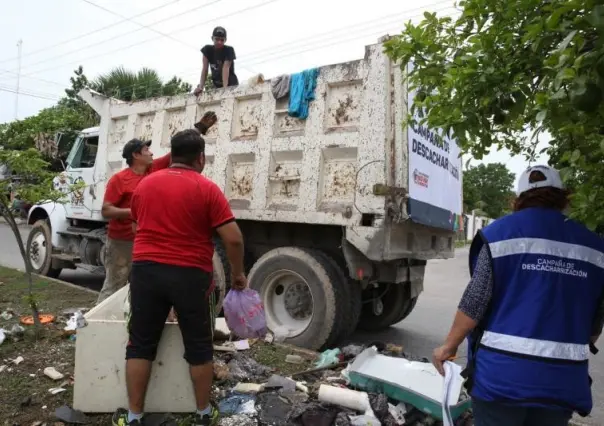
left=0, top=103, right=96, bottom=169
left=464, top=163, right=516, bottom=218
left=384, top=0, right=604, bottom=229
left=91, top=66, right=192, bottom=101
left=0, top=149, right=79, bottom=331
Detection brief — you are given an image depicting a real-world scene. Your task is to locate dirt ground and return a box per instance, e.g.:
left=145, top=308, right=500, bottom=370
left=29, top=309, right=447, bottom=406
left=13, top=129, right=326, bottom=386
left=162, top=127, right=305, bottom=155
left=0, top=266, right=101, bottom=424
left=0, top=266, right=316, bottom=425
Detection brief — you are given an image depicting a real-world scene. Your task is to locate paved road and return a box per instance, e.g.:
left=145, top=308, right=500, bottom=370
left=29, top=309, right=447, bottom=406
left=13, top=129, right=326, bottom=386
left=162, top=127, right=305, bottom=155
left=0, top=223, right=600, bottom=424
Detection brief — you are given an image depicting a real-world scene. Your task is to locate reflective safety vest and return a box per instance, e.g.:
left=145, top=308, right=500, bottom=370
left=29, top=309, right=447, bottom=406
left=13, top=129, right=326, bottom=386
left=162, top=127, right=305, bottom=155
left=467, top=207, right=604, bottom=415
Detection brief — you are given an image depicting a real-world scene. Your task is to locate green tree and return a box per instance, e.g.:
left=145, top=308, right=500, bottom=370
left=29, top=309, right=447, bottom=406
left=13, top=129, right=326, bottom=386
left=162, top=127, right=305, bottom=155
left=0, top=149, right=80, bottom=332
left=464, top=163, right=516, bottom=218
left=0, top=104, right=96, bottom=170
left=91, top=66, right=192, bottom=101
left=384, top=0, right=604, bottom=229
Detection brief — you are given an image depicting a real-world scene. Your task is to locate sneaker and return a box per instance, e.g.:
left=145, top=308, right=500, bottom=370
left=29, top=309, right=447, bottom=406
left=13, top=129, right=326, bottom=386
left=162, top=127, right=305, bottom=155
left=112, top=408, right=144, bottom=426
left=182, top=404, right=220, bottom=426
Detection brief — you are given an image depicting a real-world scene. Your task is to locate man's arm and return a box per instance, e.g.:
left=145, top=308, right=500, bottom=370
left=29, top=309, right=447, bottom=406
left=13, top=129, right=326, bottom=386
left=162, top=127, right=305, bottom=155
left=195, top=55, right=210, bottom=95
left=150, top=153, right=171, bottom=173
left=433, top=245, right=493, bottom=374
left=216, top=221, right=245, bottom=277
left=208, top=182, right=245, bottom=287
left=101, top=175, right=130, bottom=220
left=222, top=61, right=231, bottom=88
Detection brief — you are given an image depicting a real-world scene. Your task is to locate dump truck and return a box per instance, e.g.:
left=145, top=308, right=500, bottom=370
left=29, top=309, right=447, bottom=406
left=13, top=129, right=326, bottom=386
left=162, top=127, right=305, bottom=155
left=26, top=37, right=463, bottom=350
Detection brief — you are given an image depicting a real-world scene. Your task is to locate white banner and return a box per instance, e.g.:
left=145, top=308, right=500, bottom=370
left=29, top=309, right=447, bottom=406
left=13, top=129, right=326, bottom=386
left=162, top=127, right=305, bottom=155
left=407, top=63, right=463, bottom=217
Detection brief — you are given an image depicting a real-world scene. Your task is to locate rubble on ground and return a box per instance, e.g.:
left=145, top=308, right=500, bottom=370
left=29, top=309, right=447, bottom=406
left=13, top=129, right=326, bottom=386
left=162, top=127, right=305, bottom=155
left=208, top=332, right=474, bottom=426
left=1, top=299, right=473, bottom=425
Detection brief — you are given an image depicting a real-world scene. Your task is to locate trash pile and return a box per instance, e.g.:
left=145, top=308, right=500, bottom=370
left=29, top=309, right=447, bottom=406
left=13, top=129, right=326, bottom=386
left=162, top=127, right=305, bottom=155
left=211, top=334, right=474, bottom=426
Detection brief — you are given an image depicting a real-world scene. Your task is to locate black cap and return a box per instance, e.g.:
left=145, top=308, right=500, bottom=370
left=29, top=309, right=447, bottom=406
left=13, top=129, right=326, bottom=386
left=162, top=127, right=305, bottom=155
left=122, top=138, right=151, bottom=161
left=212, top=26, right=227, bottom=38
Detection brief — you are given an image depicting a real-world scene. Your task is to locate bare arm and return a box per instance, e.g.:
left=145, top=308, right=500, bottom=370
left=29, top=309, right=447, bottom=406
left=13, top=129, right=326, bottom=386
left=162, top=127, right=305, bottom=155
left=222, top=61, right=231, bottom=88
left=102, top=203, right=131, bottom=220
left=200, top=56, right=209, bottom=89
left=216, top=221, right=244, bottom=277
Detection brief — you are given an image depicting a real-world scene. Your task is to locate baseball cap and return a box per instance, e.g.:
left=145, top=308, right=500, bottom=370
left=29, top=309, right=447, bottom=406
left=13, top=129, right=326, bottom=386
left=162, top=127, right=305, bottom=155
left=516, top=165, right=564, bottom=196
left=122, top=138, right=151, bottom=161
left=212, top=26, right=227, bottom=38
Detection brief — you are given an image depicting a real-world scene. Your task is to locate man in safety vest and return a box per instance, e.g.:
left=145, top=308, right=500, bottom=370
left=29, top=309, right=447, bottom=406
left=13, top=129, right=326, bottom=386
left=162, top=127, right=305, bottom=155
left=432, top=165, right=604, bottom=426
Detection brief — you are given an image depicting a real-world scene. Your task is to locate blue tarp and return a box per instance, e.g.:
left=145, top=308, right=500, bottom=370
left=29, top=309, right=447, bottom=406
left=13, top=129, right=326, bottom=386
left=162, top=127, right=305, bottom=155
left=288, top=68, right=319, bottom=120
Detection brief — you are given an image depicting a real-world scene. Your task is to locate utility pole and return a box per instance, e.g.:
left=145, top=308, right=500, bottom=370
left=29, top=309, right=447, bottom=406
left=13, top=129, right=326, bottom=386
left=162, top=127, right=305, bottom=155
left=15, top=39, right=23, bottom=120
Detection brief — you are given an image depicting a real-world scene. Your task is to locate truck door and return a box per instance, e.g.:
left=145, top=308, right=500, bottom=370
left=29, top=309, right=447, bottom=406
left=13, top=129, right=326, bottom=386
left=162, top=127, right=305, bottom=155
left=65, top=134, right=99, bottom=219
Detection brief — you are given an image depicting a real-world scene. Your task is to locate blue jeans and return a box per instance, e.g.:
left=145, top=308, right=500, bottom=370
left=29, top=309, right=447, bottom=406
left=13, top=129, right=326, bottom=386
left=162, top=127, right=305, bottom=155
left=473, top=400, right=572, bottom=426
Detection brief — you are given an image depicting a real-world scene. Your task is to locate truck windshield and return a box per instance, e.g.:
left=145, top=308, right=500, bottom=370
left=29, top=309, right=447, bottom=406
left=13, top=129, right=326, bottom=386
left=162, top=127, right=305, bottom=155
left=66, top=135, right=99, bottom=169
left=65, top=135, right=83, bottom=169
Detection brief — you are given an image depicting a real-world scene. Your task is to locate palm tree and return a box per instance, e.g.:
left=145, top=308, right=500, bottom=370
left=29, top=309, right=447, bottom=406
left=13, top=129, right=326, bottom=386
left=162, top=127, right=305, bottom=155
left=91, top=66, right=192, bottom=101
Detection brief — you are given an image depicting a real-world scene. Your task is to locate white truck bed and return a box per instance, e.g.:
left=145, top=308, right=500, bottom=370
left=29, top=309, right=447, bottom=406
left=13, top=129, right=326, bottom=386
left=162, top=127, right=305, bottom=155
left=75, top=38, right=459, bottom=261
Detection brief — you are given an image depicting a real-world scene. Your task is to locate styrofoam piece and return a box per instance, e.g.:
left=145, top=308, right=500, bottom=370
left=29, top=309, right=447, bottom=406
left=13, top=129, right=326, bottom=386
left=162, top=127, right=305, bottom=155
left=349, top=346, right=463, bottom=403
left=318, top=384, right=374, bottom=415
left=73, top=283, right=233, bottom=413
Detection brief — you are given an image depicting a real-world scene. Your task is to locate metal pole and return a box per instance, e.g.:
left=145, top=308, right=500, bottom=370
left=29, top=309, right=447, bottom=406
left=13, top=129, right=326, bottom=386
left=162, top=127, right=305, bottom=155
left=15, top=39, right=23, bottom=120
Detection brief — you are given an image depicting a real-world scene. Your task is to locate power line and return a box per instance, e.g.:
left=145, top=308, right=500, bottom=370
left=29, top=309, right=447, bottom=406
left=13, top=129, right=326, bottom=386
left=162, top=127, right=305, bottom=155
left=76, top=0, right=258, bottom=76
left=0, top=85, right=62, bottom=102
left=0, top=0, right=184, bottom=66
left=77, top=0, right=214, bottom=51
left=2, top=0, right=224, bottom=76
left=0, top=69, right=70, bottom=88
left=6, top=0, right=283, bottom=79
left=1, top=2, right=457, bottom=100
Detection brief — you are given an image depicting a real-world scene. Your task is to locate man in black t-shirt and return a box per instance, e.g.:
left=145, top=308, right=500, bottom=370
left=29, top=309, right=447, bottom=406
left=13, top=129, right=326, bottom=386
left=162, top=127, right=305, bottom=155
left=194, top=26, right=239, bottom=95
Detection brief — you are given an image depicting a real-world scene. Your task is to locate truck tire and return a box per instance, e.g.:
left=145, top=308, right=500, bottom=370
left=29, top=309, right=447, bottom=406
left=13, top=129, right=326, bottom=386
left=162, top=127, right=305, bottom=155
left=347, top=279, right=363, bottom=335
left=248, top=247, right=343, bottom=350
left=310, top=251, right=353, bottom=346
left=393, top=295, right=419, bottom=324
left=26, top=220, right=62, bottom=278
left=357, top=283, right=409, bottom=331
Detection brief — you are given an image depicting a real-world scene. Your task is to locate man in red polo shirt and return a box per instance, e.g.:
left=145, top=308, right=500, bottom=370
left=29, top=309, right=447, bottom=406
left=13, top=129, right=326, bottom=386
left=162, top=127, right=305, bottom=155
left=111, top=129, right=246, bottom=426
left=97, top=113, right=218, bottom=305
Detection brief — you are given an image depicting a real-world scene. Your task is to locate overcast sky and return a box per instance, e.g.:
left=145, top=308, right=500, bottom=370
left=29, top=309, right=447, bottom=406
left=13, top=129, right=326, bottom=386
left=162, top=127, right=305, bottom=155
left=0, top=0, right=547, bottom=183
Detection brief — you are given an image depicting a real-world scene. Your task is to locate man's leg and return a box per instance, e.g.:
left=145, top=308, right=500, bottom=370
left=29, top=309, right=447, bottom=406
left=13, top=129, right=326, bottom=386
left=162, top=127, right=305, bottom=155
left=170, top=267, right=217, bottom=424
left=97, top=239, right=133, bottom=305
left=472, top=399, right=527, bottom=426
left=525, top=407, right=572, bottom=426
left=113, top=262, right=171, bottom=425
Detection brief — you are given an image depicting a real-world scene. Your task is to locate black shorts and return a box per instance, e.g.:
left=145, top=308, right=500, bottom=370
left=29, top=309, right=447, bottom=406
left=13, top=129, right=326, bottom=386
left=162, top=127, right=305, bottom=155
left=126, top=261, right=214, bottom=365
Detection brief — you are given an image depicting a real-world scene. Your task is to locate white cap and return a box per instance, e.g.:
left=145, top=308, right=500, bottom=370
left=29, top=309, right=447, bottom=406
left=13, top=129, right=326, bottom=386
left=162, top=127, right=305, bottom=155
left=516, top=165, right=564, bottom=196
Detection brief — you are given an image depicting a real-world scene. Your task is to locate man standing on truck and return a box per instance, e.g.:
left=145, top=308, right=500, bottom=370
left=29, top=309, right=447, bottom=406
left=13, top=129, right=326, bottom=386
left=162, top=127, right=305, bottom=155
left=97, top=113, right=218, bottom=305
left=432, top=165, right=604, bottom=426
left=194, top=26, right=239, bottom=95
left=111, top=129, right=246, bottom=426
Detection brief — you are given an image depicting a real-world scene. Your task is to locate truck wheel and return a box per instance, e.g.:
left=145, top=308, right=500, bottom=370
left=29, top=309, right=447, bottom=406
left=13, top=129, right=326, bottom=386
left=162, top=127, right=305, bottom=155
left=310, top=251, right=353, bottom=346
left=248, top=247, right=342, bottom=350
left=347, top=279, right=363, bottom=335
left=393, top=295, right=418, bottom=324
left=26, top=220, right=61, bottom=278
left=357, top=283, right=409, bottom=331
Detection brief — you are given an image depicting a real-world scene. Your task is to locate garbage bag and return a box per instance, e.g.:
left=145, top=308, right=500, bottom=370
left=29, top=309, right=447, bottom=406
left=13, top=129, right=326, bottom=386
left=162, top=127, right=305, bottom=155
left=223, top=288, right=267, bottom=339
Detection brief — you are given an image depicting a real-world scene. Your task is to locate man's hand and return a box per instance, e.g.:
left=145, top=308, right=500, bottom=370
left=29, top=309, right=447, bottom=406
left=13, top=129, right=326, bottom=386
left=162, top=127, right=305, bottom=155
left=432, top=344, right=457, bottom=376
left=194, top=111, right=218, bottom=135
left=193, top=84, right=203, bottom=96
left=232, top=272, right=248, bottom=290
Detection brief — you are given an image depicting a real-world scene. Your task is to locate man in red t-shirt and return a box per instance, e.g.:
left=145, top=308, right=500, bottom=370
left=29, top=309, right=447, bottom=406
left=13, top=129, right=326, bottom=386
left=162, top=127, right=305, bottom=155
left=111, top=129, right=246, bottom=426
left=97, top=113, right=218, bottom=305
